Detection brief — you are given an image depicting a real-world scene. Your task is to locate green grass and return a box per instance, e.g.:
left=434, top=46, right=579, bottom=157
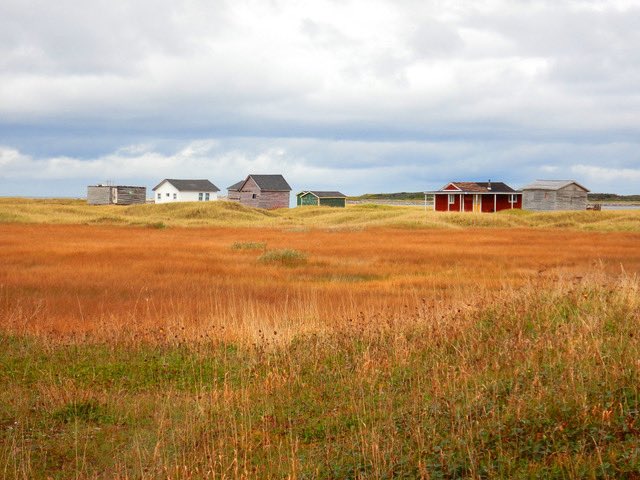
left=1, top=274, right=639, bottom=478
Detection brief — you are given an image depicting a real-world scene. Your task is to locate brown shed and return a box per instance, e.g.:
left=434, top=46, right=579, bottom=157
left=226, top=180, right=244, bottom=202
left=229, top=174, right=292, bottom=209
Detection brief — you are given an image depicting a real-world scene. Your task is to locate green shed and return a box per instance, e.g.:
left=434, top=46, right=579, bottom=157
left=296, top=191, right=347, bottom=208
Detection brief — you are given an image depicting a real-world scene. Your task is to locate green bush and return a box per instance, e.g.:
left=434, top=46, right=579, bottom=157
left=231, top=241, right=267, bottom=250
left=258, top=249, right=307, bottom=266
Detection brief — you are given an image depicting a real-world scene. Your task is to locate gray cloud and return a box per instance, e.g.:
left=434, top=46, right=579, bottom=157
left=0, top=0, right=638, bottom=196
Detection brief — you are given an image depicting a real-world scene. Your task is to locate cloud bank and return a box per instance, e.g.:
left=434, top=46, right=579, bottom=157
left=1, top=0, right=639, bottom=195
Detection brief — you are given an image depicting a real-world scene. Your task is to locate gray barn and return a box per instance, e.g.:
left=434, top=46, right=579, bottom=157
left=87, top=185, right=147, bottom=205
left=228, top=174, right=291, bottom=209
left=522, top=180, right=590, bottom=211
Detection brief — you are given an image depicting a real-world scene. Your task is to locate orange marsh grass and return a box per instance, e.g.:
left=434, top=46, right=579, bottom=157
left=1, top=272, right=639, bottom=478
left=1, top=224, right=640, bottom=477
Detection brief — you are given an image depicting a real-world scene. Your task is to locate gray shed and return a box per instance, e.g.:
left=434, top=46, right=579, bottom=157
left=522, top=180, right=590, bottom=211
left=87, top=185, right=147, bottom=205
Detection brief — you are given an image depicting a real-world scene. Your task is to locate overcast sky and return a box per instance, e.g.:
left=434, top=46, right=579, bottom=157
left=1, top=0, right=639, bottom=197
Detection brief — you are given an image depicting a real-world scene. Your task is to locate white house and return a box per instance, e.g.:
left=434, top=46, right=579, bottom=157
left=152, top=179, right=220, bottom=203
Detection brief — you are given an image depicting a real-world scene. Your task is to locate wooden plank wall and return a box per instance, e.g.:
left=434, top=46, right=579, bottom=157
left=523, top=186, right=587, bottom=211
left=238, top=178, right=290, bottom=209
left=87, top=186, right=112, bottom=205
left=115, top=187, right=146, bottom=205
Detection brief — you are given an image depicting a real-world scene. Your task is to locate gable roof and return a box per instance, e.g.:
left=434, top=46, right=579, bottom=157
left=437, top=181, right=516, bottom=194
left=521, top=180, right=590, bottom=192
left=153, top=179, right=220, bottom=192
left=241, top=174, right=291, bottom=192
left=297, top=191, right=347, bottom=198
left=227, top=180, right=244, bottom=191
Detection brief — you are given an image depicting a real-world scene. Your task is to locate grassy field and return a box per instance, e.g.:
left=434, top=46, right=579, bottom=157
left=2, top=197, right=640, bottom=231
left=1, top=206, right=640, bottom=478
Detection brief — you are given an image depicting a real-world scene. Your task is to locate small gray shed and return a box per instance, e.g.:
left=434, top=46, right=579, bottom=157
left=87, top=185, right=147, bottom=205
left=522, top=180, right=590, bottom=211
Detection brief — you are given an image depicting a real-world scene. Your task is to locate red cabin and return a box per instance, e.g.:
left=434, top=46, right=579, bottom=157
left=427, top=181, right=522, bottom=213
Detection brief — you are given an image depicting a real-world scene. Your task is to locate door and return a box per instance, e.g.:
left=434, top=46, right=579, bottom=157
left=473, top=195, right=481, bottom=212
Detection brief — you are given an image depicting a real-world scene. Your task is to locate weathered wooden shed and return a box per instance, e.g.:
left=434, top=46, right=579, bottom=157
left=426, top=181, right=521, bottom=212
left=229, top=174, right=292, bottom=209
left=226, top=180, right=244, bottom=202
left=296, top=191, right=347, bottom=207
left=87, top=185, right=147, bottom=205
left=522, top=180, right=590, bottom=211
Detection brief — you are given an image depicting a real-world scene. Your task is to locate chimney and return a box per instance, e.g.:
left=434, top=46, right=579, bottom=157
left=487, top=179, right=492, bottom=191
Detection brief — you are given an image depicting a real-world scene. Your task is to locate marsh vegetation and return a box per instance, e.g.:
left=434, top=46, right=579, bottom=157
left=0, top=208, right=639, bottom=478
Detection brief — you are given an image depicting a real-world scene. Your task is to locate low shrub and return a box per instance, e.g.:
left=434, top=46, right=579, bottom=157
left=258, top=249, right=307, bottom=266
left=231, top=241, right=267, bottom=250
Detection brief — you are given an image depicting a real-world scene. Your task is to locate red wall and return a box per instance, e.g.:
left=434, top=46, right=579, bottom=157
left=435, top=193, right=522, bottom=212
left=435, top=193, right=461, bottom=211
left=480, top=194, right=522, bottom=212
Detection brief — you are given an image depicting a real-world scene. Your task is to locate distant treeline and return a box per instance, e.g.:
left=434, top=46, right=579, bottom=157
left=588, top=193, right=640, bottom=202
left=349, top=192, right=640, bottom=202
left=348, top=192, right=424, bottom=201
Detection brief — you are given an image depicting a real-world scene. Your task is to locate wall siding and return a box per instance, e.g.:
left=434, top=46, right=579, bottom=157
left=298, top=193, right=318, bottom=206
left=435, top=193, right=521, bottom=212
left=87, top=186, right=112, bottom=205
left=523, top=186, right=587, bottom=211
left=155, top=183, right=217, bottom=203
left=114, top=187, right=146, bottom=205
left=88, top=186, right=146, bottom=205
left=238, top=178, right=290, bottom=209
left=319, top=197, right=346, bottom=208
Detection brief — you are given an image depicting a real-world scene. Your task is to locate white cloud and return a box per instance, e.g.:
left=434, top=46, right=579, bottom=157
left=571, top=164, right=640, bottom=183
left=0, top=0, right=639, bottom=195
left=2, top=137, right=639, bottom=196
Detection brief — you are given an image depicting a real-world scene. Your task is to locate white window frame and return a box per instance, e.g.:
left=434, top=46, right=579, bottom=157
left=205, top=193, right=210, bottom=201
left=198, top=192, right=203, bottom=201
left=509, top=194, right=518, bottom=204
left=448, top=194, right=455, bottom=204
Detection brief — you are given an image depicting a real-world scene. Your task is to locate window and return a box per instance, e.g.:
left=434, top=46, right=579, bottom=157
left=166, top=193, right=170, bottom=197
left=448, top=194, right=455, bottom=204
left=252, top=193, right=257, bottom=199
left=173, top=193, right=177, bottom=200
left=205, top=193, right=210, bottom=201
left=509, top=194, right=518, bottom=203
left=198, top=192, right=203, bottom=201
left=157, top=193, right=161, bottom=199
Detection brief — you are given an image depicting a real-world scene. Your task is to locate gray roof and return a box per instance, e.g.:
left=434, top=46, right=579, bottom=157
left=152, top=179, right=220, bottom=192
left=242, top=174, right=291, bottom=191
left=521, top=180, right=589, bottom=192
left=227, top=180, right=244, bottom=191
left=297, top=191, right=347, bottom=198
